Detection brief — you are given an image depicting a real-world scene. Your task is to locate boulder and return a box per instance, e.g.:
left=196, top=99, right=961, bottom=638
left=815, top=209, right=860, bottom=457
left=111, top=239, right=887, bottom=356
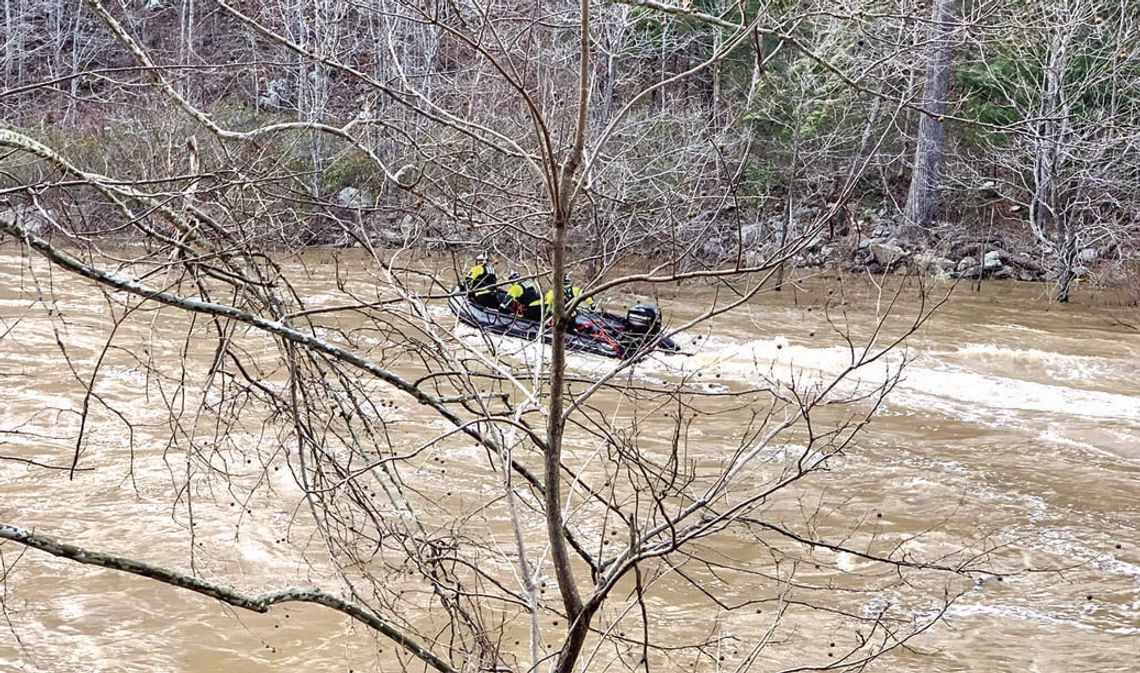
left=956, top=264, right=982, bottom=280
left=991, top=265, right=1014, bottom=280
left=1006, top=252, right=1047, bottom=277
left=805, top=234, right=827, bottom=252
left=869, top=241, right=908, bottom=269
left=740, top=224, right=765, bottom=248
left=914, top=253, right=955, bottom=275
left=956, top=256, right=977, bottom=272
left=871, top=221, right=893, bottom=238
left=1077, top=248, right=1099, bottom=264
left=1071, top=265, right=1090, bottom=278
left=852, top=247, right=875, bottom=266
left=982, top=250, right=1003, bottom=271
left=337, top=186, right=373, bottom=209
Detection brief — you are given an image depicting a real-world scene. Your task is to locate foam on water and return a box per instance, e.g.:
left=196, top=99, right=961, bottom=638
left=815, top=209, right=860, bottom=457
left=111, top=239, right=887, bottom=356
left=440, top=316, right=1140, bottom=436
left=655, top=334, right=1140, bottom=427
left=894, top=367, right=1140, bottom=423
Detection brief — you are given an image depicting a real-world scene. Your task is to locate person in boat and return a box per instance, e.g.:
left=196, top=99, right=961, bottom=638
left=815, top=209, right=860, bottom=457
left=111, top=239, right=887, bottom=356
left=544, top=274, right=597, bottom=330
left=551, top=276, right=597, bottom=312
left=500, top=271, right=544, bottom=320
left=464, top=252, right=501, bottom=308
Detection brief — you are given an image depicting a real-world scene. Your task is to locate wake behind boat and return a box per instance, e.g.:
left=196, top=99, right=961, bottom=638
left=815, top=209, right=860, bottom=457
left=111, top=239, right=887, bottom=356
left=448, top=285, right=681, bottom=360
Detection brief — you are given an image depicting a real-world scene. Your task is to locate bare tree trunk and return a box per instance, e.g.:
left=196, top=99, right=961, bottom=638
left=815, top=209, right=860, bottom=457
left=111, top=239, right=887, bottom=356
left=775, top=137, right=800, bottom=292
left=179, top=0, right=195, bottom=98
left=902, top=0, right=956, bottom=239
left=1056, top=217, right=1078, bottom=303
left=3, top=0, right=17, bottom=95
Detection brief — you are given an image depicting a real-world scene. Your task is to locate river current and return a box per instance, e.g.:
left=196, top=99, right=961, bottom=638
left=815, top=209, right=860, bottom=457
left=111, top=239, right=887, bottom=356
left=1, top=248, right=1137, bottom=672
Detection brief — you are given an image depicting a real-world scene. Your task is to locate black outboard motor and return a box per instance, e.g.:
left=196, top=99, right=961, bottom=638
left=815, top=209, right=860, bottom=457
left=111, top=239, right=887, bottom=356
left=626, top=304, right=662, bottom=334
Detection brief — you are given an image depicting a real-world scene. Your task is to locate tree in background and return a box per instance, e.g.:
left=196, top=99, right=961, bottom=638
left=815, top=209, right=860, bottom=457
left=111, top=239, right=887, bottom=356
left=958, top=0, right=1140, bottom=300
left=902, top=0, right=957, bottom=239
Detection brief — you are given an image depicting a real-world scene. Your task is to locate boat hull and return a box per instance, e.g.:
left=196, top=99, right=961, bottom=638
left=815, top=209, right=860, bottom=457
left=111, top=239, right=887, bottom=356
left=448, top=287, right=680, bottom=360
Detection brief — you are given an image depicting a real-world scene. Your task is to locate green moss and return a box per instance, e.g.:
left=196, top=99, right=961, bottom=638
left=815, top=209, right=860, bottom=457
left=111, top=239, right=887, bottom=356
left=322, top=149, right=383, bottom=192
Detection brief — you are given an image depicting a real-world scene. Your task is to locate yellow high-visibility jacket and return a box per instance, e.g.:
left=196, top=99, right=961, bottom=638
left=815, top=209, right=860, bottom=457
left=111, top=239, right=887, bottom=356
left=466, top=263, right=497, bottom=296
left=503, top=279, right=543, bottom=314
left=544, top=284, right=594, bottom=313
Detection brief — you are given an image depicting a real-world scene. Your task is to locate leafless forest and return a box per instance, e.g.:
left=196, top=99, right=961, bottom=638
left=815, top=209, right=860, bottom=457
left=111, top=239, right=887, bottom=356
left=0, top=1, right=1137, bottom=672
left=1, top=0, right=1138, bottom=299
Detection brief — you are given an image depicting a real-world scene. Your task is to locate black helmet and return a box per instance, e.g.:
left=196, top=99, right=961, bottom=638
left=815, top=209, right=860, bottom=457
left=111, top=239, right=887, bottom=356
left=475, top=252, right=489, bottom=263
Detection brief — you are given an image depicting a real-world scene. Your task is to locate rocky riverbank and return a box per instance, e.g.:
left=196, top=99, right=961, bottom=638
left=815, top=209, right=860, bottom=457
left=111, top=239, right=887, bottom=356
left=784, top=213, right=1108, bottom=286
left=0, top=198, right=1115, bottom=293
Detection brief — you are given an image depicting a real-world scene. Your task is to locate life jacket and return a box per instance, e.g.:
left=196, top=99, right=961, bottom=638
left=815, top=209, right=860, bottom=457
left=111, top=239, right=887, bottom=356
left=505, top=279, right=542, bottom=313
left=467, top=263, right=497, bottom=295
left=544, top=283, right=594, bottom=313
left=565, top=283, right=595, bottom=309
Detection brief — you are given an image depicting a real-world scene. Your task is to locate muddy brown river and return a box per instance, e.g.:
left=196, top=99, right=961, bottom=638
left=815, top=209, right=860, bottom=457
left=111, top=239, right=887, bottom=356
left=1, top=248, right=1138, bottom=672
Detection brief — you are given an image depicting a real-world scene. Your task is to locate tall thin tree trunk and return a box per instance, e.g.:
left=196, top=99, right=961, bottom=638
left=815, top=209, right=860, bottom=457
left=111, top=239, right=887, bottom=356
left=902, top=0, right=956, bottom=239
left=4, top=0, right=17, bottom=95
left=1056, top=215, right=1078, bottom=302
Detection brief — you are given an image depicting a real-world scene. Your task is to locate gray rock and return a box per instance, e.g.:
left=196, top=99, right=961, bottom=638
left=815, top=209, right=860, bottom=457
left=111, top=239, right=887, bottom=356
left=869, top=241, right=907, bottom=268
left=956, top=265, right=982, bottom=279
left=145, top=0, right=167, bottom=9
left=914, top=253, right=955, bottom=275
left=805, top=235, right=827, bottom=252
left=337, top=186, right=373, bottom=209
left=956, top=256, right=977, bottom=272
left=1071, top=265, right=1090, bottom=278
left=1, top=207, right=46, bottom=235
left=796, top=254, right=821, bottom=269
left=982, top=250, right=1003, bottom=270
left=853, top=247, right=875, bottom=266
left=1077, top=248, right=1098, bottom=264
left=740, top=224, right=765, bottom=248
left=991, top=265, right=1014, bottom=280
left=744, top=251, right=765, bottom=268
left=871, top=222, right=893, bottom=238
